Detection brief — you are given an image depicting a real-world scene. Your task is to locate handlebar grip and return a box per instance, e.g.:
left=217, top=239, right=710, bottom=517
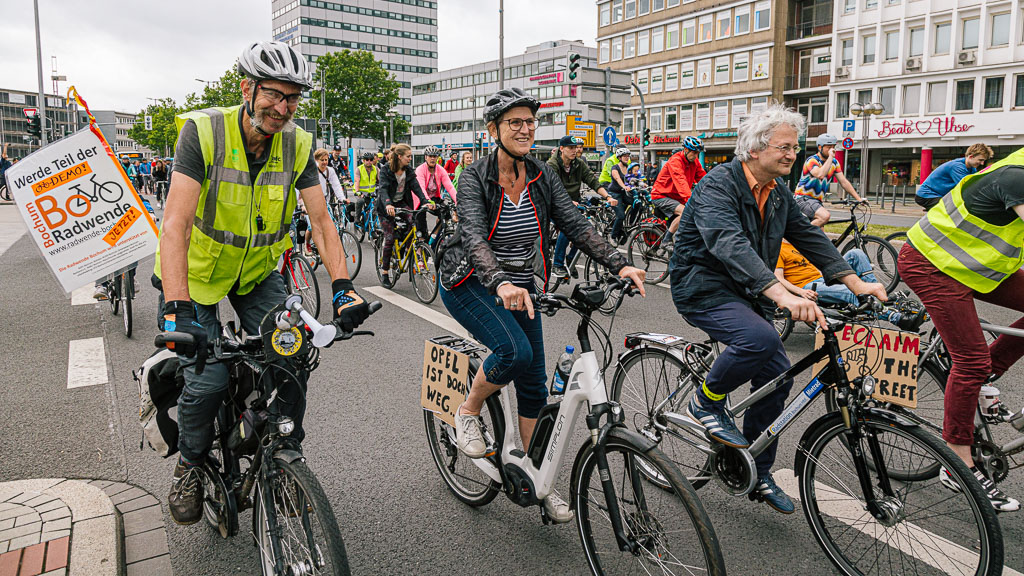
left=368, top=301, right=383, bottom=314
left=155, top=332, right=194, bottom=347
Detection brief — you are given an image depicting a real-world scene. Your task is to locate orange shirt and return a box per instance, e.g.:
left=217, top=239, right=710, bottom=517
left=776, top=240, right=823, bottom=288
left=741, top=162, right=776, bottom=219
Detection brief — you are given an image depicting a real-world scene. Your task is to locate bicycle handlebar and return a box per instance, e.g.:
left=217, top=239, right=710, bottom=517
left=491, top=276, right=638, bottom=313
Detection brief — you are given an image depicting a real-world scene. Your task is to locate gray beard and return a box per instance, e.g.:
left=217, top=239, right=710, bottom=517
left=249, top=107, right=295, bottom=133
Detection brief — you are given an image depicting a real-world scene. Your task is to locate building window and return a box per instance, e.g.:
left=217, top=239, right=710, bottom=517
left=612, top=36, right=623, bottom=60
left=651, top=69, right=663, bottom=92
left=638, top=30, right=650, bottom=56
left=682, top=19, right=696, bottom=45
left=879, top=86, right=895, bottom=114
left=841, top=39, right=853, bottom=66
left=865, top=0, right=878, bottom=9
left=669, top=0, right=680, bottom=6
left=836, top=92, right=851, bottom=118
left=754, top=1, right=771, bottom=31
left=717, top=11, right=731, bottom=39
left=639, top=0, right=650, bottom=15
left=665, top=65, right=679, bottom=91
left=681, top=61, right=695, bottom=89
left=625, top=33, right=636, bottom=58
left=715, top=56, right=730, bottom=84
left=680, top=105, right=693, bottom=130
left=600, top=41, right=610, bottom=63
left=796, top=96, right=827, bottom=123
left=652, top=27, right=664, bottom=52
left=697, top=59, right=712, bottom=86
left=991, top=13, right=1010, bottom=47
left=955, top=79, right=974, bottom=111
left=600, top=2, right=610, bottom=26
left=625, top=0, right=636, bottom=19
left=733, top=52, right=749, bottom=82
left=752, top=48, right=770, bottom=79
left=653, top=0, right=664, bottom=11
left=612, top=0, right=622, bottom=22
left=623, top=113, right=634, bottom=134
left=984, top=76, right=1004, bottom=109
left=934, top=22, right=951, bottom=54
left=844, top=0, right=856, bottom=13
left=735, top=5, right=750, bottom=35
left=666, top=23, right=679, bottom=49
left=665, top=106, right=678, bottom=131
left=885, top=31, right=899, bottom=61
left=857, top=89, right=873, bottom=104
left=908, top=27, right=924, bottom=57
left=650, top=108, right=662, bottom=131
left=731, top=99, right=748, bottom=127
left=696, top=102, right=711, bottom=129
left=1016, top=75, right=1024, bottom=107
left=712, top=101, right=729, bottom=129
left=863, top=34, right=876, bottom=64
left=637, top=70, right=649, bottom=93
left=962, top=18, right=979, bottom=49
left=699, top=15, right=713, bottom=42
left=903, top=84, right=921, bottom=115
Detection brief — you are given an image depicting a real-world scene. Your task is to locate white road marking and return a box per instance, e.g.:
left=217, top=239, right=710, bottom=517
left=774, top=469, right=1023, bottom=576
left=0, top=205, right=27, bottom=258
left=66, top=338, right=108, bottom=389
left=71, top=285, right=96, bottom=306
left=364, top=285, right=470, bottom=339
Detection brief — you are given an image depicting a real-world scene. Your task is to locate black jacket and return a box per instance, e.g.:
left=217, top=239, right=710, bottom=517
left=546, top=152, right=605, bottom=202
left=438, top=152, right=628, bottom=292
left=377, top=164, right=427, bottom=211
left=669, top=157, right=854, bottom=315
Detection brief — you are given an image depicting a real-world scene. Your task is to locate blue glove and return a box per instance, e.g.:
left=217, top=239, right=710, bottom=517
left=332, top=279, right=369, bottom=334
left=162, top=300, right=208, bottom=375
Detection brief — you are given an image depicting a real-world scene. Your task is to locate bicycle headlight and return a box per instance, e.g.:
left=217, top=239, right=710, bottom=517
left=861, top=375, right=876, bottom=397
left=276, top=416, right=295, bottom=436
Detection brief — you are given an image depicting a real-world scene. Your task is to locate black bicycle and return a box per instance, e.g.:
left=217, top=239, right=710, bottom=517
left=155, top=295, right=381, bottom=576
left=828, top=199, right=901, bottom=292
left=103, top=267, right=136, bottom=337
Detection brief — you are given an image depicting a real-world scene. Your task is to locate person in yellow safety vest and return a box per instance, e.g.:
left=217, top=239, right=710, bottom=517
left=155, top=41, right=372, bottom=526
left=898, top=146, right=1024, bottom=512
left=350, top=150, right=378, bottom=224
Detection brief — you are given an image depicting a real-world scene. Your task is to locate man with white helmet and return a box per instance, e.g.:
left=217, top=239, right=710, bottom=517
left=156, top=41, right=370, bottom=525
left=793, top=133, right=864, bottom=227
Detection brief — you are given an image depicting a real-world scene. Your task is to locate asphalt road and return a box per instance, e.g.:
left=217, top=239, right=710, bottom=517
left=1, top=204, right=1022, bottom=576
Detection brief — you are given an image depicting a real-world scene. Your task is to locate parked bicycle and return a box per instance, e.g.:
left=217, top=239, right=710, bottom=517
left=373, top=207, right=437, bottom=304
left=828, top=198, right=901, bottom=292
left=423, top=277, right=727, bottom=576
left=155, top=294, right=381, bottom=576
left=609, top=296, right=1004, bottom=576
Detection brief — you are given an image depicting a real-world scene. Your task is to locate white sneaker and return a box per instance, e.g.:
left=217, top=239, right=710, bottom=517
left=454, top=404, right=487, bottom=458
left=92, top=285, right=108, bottom=300
left=543, top=494, right=574, bottom=524
left=940, top=465, right=1020, bottom=512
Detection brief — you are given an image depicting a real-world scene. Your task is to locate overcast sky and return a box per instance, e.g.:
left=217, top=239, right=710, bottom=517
left=0, top=0, right=596, bottom=114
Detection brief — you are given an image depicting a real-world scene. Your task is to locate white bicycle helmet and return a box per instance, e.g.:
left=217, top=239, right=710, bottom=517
left=615, top=147, right=632, bottom=159
left=237, top=41, right=313, bottom=90
left=424, top=146, right=441, bottom=156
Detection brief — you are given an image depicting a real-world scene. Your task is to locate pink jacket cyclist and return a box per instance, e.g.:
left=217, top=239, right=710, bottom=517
left=414, top=146, right=457, bottom=209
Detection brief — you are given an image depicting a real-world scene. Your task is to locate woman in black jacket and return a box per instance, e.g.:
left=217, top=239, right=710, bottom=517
left=436, top=88, right=646, bottom=523
left=377, top=143, right=432, bottom=283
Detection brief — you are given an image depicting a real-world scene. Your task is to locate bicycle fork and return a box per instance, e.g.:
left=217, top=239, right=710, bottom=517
left=835, top=391, right=900, bottom=523
left=586, top=406, right=649, bottom=554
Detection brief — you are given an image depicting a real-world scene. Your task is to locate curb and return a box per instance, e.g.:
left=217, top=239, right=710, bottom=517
left=0, top=479, right=171, bottom=576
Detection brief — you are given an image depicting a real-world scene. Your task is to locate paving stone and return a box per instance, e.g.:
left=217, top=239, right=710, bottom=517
left=0, top=505, right=15, bottom=514
left=19, top=541, right=45, bottom=576
left=37, top=532, right=68, bottom=545
left=30, top=502, right=62, bottom=516
left=0, top=550, right=20, bottom=576
left=45, top=482, right=112, bottom=524
left=40, top=519, right=69, bottom=534
left=108, top=488, right=145, bottom=506
left=5, top=493, right=34, bottom=505
left=123, top=528, right=169, bottom=565
left=0, top=542, right=7, bottom=554
left=67, top=516, right=116, bottom=576
left=99, top=483, right=132, bottom=498
left=120, top=506, right=163, bottom=537
left=14, top=513, right=40, bottom=527
left=21, top=495, right=55, bottom=508
left=43, top=537, right=68, bottom=572
left=125, top=554, right=172, bottom=576
left=0, top=522, right=40, bottom=542
left=36, top=511, right=67, bottom=524
left=85, top=480, right=113, bottom=489
left=115, top=495, right=158, bottom=514
left=7, top=533, right=40, bottom=550
left=0, top=520, right=12, bottom=531
left=0, top=507, right=30, bottom=522
left=39, top=570, right=65, bottom=576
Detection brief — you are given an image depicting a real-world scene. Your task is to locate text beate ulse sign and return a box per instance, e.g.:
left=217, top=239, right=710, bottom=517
left=422, top=340, right=470, bottom=428
left=813, top=324, right=921, bottom=409
left=6, top=128, right=159, bottom=295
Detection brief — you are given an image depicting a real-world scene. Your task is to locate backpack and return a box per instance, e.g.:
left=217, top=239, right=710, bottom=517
left=133, top=349, right=185, bottom=457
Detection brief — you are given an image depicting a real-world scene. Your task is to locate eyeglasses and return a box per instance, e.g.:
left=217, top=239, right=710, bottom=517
left=258, top=86, right=302, bottom=106
left=769, top=144, right=801, bottom=155
left=502, top=117, right=539, bottom=131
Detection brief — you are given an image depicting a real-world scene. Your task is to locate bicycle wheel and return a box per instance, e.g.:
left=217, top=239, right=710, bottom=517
left=121, top=273, right=133, bottom=338
left=253, top=458, right=350, bottom=576
left=108, top=281, right=120, bottom=315
left=884, top=230, right=908, bottom=247
left=625, top=224, right=670, bottom=285
left=609, top=347, right=714, bottom=490
left=285, top=255, right=321, bottom=319
left=842, top=235, right=900, bottom=293
left=773, top=308, right=793, bottom=342
left=411, top=241, right=438, bottom=304
left=340, top=229, right=362, bottom=281
left=798, top=412, right=1002, bottom=576
left=573, top=434, right=727, bottom=576
left=0, top=184, right=10, bottom=201
left=373, top=235, right=398, bottom=289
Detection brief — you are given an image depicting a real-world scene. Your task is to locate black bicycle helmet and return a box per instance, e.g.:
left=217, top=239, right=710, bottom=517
left=361, top=151, right=376, bottom=161
left=483, top=88, right=540, bottom=124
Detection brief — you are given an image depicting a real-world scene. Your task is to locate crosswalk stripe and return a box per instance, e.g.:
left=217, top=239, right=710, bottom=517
left=71, top=285, right=96, bottom=306
left=66, top=337, right=108, bottom=389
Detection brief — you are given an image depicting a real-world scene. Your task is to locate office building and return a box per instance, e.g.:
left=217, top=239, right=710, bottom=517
left=0, top=88, right=77, bottom=161
left=89, top=111, right=156, bottom=159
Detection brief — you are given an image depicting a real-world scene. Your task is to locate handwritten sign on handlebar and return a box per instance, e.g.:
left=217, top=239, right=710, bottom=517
left=812, top=325, right=921, bottom=409
left=421, top=340, right=470, bottom=427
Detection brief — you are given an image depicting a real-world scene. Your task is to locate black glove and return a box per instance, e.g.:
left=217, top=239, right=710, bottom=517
left=332, top=279, right=369, bottom=334
left=162, top=300, right=209, bottom=375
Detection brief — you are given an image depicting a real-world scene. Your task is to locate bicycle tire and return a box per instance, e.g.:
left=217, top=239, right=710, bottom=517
left=122, top=273, right=133, bottom=338
left=573, top=434, right=727, bottom=576
left=253, top=458, right=351, bottom=576
left=798, top=411, right=1003, bottom=576
left=340, top=229, right=362, bottom=281
left=411, top=241, right=438, bottom=304
left=773, top=308, right=793, bottom=342
left=285, top=255, right=321, bottom=319
left=625, top=224, right=670, bottom=285
left=108, top=281, right=120, bottom=315
left=884, top=230, right=908, bottom=247
left=608, top=347, right=713, bottom=490
left=841, top=235, right=900, bottom=293
left=581, top=256, right=618, bottom=315
left=0, top=184, right=10, bottom=201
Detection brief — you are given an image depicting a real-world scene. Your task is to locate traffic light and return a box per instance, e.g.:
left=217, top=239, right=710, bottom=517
left=144, top=115, right=153, bottom=131
left=567, top=52, right=581, bottom=81
left=642, top=128, right=651, bottom=147
left=27, top=115, right=41, bottom=139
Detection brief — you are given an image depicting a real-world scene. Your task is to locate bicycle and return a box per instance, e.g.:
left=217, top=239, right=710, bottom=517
left=67, top=174, right=124, bottom=205
left=608, top=297, right=1004, bottom=576
left=547, top=201, right=619, bottom=294
left=155, top=295, right=382, bottom=576
left=423, top=277, right=727, bottom=576
left=827, top=198, right=901, bottom=293
left=102, top=267, right=136, bottom=337
left=373, top=207, right=437, bottom=304
left=623, top=205, right=674, bottom=286
left=154, top=179, right=169, bottom=208
left=280, top=210, right=321, bottom=318
left=0, top=181, right=10, bottom=202
left=352, top=191, right=381, bottom=243
left=310, top=196, right=362, bottom=281
left=615, top=182, right=655, bottom=243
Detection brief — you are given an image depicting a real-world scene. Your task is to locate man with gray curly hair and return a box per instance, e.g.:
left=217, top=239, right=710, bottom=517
left=668, top=103, right=887, bottom=514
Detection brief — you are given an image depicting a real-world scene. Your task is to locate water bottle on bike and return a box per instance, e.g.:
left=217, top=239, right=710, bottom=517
left=550, top=345, right=575, bottom=395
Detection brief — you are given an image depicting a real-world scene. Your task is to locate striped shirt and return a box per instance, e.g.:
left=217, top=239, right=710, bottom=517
left=490, top=187, right=540, bottom=285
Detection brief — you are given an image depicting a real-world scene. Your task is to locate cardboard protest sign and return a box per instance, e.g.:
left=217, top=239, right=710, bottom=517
left=813, top=324, right=921, bottom=408
left=422, top=340, right=470, bottom=427
left=6, top=90, right=158, bottom=296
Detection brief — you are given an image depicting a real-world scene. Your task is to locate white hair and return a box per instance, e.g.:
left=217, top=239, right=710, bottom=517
left=735, top=103, right=807, bottom=162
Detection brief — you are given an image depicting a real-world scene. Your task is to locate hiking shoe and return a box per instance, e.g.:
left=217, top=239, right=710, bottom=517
left=92, top=285, right=108, bottom=300
left=168, top=461, right=204, bottom=525
left=542, top=493, right=574, bottom=524
left=749, top=473, right=795, bottom=514
left=940, top=466, right=1020, bottom=512
left=685, top=392, right=750, bottom=448
left=552, top=265, right=569, bottom=278
left=454, top=403, right=487, bottom=458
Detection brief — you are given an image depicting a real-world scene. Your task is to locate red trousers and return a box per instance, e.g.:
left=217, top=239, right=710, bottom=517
left=898, top=243, right=1024, bottom=445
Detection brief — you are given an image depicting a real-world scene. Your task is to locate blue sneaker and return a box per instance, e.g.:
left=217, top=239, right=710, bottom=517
left=750, top=474, right=795, bottom=514
left=686, top=392, right=750, bottom=448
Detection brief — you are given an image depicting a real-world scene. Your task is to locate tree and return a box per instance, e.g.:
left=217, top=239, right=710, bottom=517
left=297, top=50, right=402, bottom=147
left=184, top=67, right=245, bottom=111
left=128, top=98, right=180, bottom=157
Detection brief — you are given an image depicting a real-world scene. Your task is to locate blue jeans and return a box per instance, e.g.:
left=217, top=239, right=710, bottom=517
left=684, top=302, right=792, bottom=477
left=609, top=190, right=631, bottom=240
left=176, top=272, right=307, bottom=463
left=553, top=232, right=578, bottom=269
left=440, top=277, right=548, bottom=418
left=802, top=249, right=878, bottom=307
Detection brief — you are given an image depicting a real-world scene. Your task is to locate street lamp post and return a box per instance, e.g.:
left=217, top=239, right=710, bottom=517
left=194, top=78, right=219, bottom=89
left=849, top=101, right=885, bottom=201
left=469, top=89, right=478, bottom=160
left=387, top=112, right=397, bottom=149
left=33, top=0, right=47, bottom=146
